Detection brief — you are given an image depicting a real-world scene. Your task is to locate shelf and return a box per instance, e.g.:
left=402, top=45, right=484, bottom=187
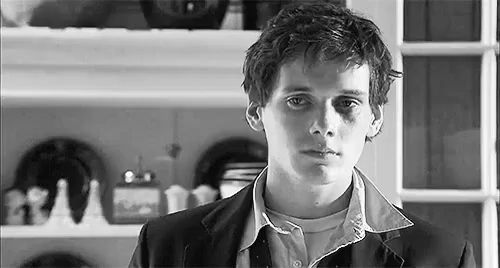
left=1, top=28, right=260, bottom=107
left=1, top=89, right=248, bottom=107
left=0, top=224, right=143, bottom=238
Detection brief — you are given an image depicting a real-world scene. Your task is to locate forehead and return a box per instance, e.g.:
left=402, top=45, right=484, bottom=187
left=275, top=56, right=370, bottom=95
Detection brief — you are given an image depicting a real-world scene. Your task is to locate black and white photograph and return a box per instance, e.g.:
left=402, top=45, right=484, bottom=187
left=0, top=0, right=498, bottom=267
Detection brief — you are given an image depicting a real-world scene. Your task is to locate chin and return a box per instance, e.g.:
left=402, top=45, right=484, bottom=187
left=295, top=163, right=346, bottom=185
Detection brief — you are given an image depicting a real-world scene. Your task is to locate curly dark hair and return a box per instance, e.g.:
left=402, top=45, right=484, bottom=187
left=242, top=1, right=402, bottom=114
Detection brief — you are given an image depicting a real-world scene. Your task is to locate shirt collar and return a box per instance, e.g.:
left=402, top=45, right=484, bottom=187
left=354, top=167, right=414, bottom=233
left=238, top=166, right=413, bottom=251
left=239, top=167, right=270, bottom=251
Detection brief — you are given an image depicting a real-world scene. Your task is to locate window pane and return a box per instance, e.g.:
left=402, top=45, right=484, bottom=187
left=402, top=202, right=482, bottom=266
left=404, top=0, right=481, bottom=41
left=403, top=56, right=481, bottom=189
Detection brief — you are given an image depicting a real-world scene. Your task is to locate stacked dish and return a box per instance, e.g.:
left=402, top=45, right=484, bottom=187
left=219, top=162, right=266, bottom=198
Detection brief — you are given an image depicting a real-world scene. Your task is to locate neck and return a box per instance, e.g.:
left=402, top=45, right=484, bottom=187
left=264, top=165, right=353, bottom=219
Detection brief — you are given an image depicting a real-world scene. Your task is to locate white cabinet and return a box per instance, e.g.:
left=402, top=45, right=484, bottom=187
left=0, top=28, right=262, bottom=267
left=1, top=28, right=260, bottom=107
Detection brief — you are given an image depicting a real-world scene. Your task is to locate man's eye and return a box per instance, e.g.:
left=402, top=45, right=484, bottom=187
left=336, top=99, right=359, bottom=110
left=287, top=97, right=307, bottom=108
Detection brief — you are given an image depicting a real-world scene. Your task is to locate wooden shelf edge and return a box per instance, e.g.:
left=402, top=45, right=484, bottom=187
left=2, top=28, right=261, bottom=68
left=0, top=224, right=143, bottom=238
left=2, top=28, right=255, bottom=108
left=1, top=90, right=249, bottom=107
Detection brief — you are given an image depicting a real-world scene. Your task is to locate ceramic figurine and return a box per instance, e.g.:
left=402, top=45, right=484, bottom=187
left=191, top=184, right=218, bottom=206
left=164, top=185, right=189, bottom=214
left=1, top=0, right=45, bottom=26
left=44, top=179, right=76, bottom=227
left=26, top=186, right=49, bottom=225
left=80, top=179, right=108, bottom=226
left=4, top=189, right=27, bottom=225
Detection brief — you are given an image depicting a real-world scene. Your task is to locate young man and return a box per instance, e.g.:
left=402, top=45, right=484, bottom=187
left=130, top=2, right=476, bottom=267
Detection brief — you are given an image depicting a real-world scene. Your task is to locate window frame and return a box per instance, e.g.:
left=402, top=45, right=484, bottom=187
left=349, top=0, right=499, bottom=267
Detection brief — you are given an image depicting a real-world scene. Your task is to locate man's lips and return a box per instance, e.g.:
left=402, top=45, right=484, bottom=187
left=301, top=149, right=340, bottom=158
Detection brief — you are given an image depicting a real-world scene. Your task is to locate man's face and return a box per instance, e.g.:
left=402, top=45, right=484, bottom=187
left=247, top=57, right=383, bottom=185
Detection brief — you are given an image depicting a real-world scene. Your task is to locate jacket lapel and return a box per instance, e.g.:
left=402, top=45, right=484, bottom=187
left=182, top=182, right=406, bottom=268
left=184, top=183, right=254, bottom=267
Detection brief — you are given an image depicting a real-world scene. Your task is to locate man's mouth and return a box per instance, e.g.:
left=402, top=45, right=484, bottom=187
left=301, top=149, right=340, bottom=158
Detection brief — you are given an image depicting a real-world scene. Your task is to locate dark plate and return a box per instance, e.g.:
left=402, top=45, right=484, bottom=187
left=21, top=252, right=92, bottom=268
left=193, top=137, right=267, bottom=193
left=14, top=137, right=106, bottom=223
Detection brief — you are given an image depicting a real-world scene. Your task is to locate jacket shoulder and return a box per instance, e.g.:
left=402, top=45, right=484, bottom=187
left=395, top=207, right=475, bottom=267
left=398, top=208, right=463, bottom=242
left=146, top=197, right=228, bottom=238
left=130, top=198, right=232, bottom=267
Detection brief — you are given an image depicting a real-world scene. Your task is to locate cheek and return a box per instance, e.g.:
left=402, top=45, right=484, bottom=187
left=340, top=114, right=372, bottom=140
left=264, top=106, right=296, bottom=129
left=263, top=110, right=306, bottom=145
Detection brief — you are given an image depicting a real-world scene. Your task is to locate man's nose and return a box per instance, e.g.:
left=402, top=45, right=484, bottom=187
left=309, top=105, right=338, bottom=137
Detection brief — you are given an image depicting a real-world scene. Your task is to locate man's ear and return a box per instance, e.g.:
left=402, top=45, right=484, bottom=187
left=246, top=101, right=264, bottom=131
left=367, top=105, right=384, bottom=138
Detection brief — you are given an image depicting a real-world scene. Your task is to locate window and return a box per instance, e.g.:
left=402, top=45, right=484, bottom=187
left=350, top=0, right=498, bottom=266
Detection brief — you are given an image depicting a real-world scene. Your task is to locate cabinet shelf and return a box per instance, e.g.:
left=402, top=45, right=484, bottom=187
left=1, top=89, right=248, bottom=107
left=0, top=224, right=143, bottom=238
left=1, top=28, right=260, bottom=107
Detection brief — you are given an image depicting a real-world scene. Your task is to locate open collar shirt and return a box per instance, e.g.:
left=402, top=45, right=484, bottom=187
left=235, top=167, right=414, bottom=268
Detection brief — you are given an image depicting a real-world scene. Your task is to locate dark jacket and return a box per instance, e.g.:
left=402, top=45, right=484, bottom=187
left=129, top=183, right=476, bottom=267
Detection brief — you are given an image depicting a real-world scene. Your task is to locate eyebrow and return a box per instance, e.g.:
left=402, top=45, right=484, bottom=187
left=339, top=89, right=368, bottom=97
left=282, top=86, right=312, bottom=93
left=283, top=87, right=368, bottom=97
